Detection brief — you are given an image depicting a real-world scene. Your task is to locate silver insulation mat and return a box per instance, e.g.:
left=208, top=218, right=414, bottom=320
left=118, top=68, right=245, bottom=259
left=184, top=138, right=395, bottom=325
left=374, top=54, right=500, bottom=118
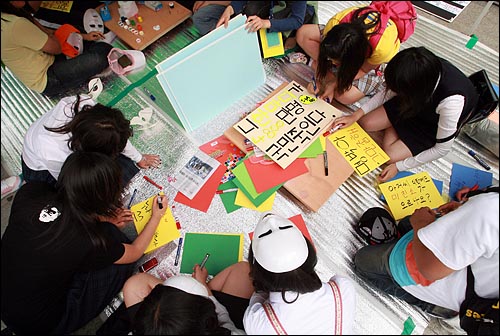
left=1, top=2, right=498, bottom=334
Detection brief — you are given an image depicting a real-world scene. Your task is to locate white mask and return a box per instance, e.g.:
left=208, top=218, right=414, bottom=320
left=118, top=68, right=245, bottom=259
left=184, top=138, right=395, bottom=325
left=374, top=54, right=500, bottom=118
left=252, top=212, right=308, bottom=273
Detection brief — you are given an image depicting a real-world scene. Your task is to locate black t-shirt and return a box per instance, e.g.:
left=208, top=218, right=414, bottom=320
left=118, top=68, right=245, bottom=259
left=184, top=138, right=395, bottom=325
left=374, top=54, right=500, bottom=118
left=1, top=182, right=125, bottom=333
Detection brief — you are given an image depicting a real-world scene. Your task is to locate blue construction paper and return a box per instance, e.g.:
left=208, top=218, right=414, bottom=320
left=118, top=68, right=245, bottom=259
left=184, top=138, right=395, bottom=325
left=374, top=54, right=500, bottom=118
left=449, top=162, right=493, bottom=201
left=380, top=171, right=443, bottom=202
left=156, top=15, right=247, bottom=73
left=156, top=15, right=266, bottom=132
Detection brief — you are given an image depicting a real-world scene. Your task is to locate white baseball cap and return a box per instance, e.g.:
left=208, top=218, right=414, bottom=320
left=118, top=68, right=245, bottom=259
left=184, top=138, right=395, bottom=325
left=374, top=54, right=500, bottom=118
left=163, top=275, right=209, bottom=297
left=252, top=212, right=308, bottom=273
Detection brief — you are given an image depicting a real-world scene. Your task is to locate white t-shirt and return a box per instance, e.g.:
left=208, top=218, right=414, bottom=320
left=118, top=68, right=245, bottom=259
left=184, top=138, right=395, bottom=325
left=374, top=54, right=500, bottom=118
left=22, top=96, right=142, bottom=180
left=243, top=275, right=356, bottom=335
left=403, top=192, right=499, bottom=312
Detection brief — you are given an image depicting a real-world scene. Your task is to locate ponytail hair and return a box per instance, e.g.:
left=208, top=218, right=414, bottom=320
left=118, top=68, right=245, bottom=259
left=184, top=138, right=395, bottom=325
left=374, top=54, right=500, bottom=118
left=317, top=7, right=381, bottom=95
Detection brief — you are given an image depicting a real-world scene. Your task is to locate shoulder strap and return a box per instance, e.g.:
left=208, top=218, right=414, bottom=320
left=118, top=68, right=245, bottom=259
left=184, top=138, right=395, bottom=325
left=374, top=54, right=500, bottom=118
left=337, top=6, right=384, bottom=54
left=328, top=280, right=343, bottom=335
left=465, top=265, right=477, bottom=299
left=263, top=302, right=288, bottom=335
left=263, top=282, right=344, bottom=335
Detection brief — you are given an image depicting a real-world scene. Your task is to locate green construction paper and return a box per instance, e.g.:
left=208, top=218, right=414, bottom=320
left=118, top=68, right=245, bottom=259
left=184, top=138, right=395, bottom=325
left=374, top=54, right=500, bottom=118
left=401, top=316, right=416, bottom=335
left=180, top=232, right=244, bottom=276
left=218, top=180, right=242, bottom=214
left=231, top=163, right=282, bottom=206
left=299, top=137, right=323, bottom=158
left=266, top=31, right=281, bottom=47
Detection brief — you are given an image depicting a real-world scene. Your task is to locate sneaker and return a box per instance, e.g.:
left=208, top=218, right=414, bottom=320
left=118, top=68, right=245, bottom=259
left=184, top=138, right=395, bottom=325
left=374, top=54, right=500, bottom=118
left=99, top=291, right=124, bottom=322
left=287, top=52, right=309, bottom=64
left=1, top=175, right=23, bottom=199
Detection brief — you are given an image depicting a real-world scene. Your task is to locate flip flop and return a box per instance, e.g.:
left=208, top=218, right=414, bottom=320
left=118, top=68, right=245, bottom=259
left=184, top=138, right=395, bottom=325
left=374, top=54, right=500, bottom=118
left=83, top=8, right=104, bottom=34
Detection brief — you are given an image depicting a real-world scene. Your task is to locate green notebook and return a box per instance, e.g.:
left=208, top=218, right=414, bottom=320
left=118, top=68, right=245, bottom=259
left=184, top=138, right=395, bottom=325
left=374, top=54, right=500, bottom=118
left=180, top=232, right=244, bottom=276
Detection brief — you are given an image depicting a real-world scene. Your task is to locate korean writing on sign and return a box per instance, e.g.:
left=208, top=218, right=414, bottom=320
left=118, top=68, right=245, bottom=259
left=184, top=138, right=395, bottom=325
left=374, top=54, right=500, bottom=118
left=379, top=171, right=445, bottom=220
left=40, top=1, right=73, bottom=13
left=327, top=122, right=389, bottom=176
left=234, top=81, right=338, bottom=168
left=131, top=195, right=180, bottom=253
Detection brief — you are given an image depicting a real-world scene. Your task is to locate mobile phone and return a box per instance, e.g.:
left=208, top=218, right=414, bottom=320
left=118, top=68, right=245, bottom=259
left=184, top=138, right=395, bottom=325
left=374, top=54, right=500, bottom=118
left=118, top=54, right=132, bottom=68
left=139, top=257, right=158, bottom=272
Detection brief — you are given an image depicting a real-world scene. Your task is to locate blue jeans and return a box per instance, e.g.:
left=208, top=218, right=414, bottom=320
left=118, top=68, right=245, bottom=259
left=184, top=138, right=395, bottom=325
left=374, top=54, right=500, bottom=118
left=44, top=41, right=113, bottom=96
left=22, top=157, right=57, bottom=187
left=191, top=4, right=227, bottom=35
left=353, top=216, right=434, bottom=311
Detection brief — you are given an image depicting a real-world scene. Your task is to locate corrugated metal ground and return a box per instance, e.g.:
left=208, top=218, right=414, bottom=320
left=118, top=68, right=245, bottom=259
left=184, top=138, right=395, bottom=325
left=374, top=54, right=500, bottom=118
left=1, top=2, right=498, bottom=334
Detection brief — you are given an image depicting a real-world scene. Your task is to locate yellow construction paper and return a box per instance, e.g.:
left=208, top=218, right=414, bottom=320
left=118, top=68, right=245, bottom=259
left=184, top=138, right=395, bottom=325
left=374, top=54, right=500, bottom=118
left=379, top=171, right=445, bottom=220
left=40, top=1, right=73, bottom=13
left=234, top=189, right=275, bottom=211
left=131, top=194, right=180, bottom=253
left=327, top=122, right=390, bottom=176
left=259, top=28, right=284, bottom=58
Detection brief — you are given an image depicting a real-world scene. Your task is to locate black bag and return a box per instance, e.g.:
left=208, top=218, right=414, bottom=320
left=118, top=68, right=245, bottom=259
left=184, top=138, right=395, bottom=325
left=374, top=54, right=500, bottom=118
left=459, top=266, right=500, bottom=335
left=464, top=70, right=499, bottom=125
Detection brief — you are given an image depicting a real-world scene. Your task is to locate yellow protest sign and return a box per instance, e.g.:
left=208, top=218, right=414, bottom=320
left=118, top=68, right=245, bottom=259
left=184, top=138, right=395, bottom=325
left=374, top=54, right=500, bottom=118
left=379, top=171, right=445, bottom=220
left=234, top=81, right=339, bottom=169
left=327, top=122, right=389, bottom=176
left=131, top=195, right=180, bottom=253
left=40, top=1, right=73, bottom=13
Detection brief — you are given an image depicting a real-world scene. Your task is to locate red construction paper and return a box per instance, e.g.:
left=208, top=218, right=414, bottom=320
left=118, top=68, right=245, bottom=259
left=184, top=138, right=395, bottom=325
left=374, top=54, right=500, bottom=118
left=243, top=157, right=309, bottom=193
left=199, top=135, right=245, bottom=184
left=174, top=164, right=226, bottom=212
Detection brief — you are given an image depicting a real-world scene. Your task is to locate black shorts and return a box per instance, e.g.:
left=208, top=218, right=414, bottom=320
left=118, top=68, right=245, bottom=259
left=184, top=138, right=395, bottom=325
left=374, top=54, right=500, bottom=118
left=384, top=97, right=438, bottom=156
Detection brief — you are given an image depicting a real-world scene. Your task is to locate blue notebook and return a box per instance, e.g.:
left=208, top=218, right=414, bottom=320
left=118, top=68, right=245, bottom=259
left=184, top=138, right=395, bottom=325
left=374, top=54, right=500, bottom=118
left=449, top=162, right=493, bottom=201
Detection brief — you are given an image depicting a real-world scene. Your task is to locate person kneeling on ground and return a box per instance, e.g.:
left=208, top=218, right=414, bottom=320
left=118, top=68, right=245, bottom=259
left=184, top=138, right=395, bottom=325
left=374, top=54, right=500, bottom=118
left=101, top=261, right=254, bottom=334
left=243, top=212, right=356, bottom=334
left=1, top=151, right=168, bottom=334
left=354, top=187, right=499, bottom=322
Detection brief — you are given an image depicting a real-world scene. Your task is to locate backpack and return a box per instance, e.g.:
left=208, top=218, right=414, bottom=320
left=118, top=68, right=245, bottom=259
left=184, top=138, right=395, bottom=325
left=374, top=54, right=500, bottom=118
left=458, top=187, right=499, bottom=335
left=340, top=1, right=417, bottom=49
left=459, top=266, right=499, bottom=335
left=462, top=69, right=499, bottom=125
left=446, top=70, right=499, bottom=141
